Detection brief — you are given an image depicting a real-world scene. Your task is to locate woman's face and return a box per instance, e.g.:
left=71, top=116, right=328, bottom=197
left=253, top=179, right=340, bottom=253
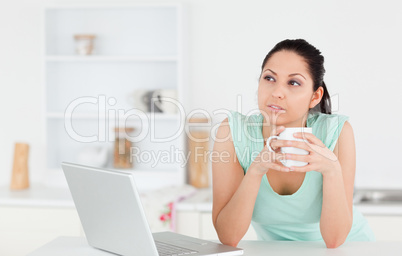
left=258, top=50, right=321, bottom=127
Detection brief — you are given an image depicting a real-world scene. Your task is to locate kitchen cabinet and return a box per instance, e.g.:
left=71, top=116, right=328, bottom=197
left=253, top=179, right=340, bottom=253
left=2, top=204, right=401, bottom=256
left=365, top=216, right=402, bottom=241
left=175, top=189, right=257, bottom=240
left=176, top=211, right=402, bottom=242
left=42, top=3, right=186, bottom=190
left=0, top=183, right=185, bottom=256
left=175, top=189, right=402, bottom=242
left=176, top=210, right=257, bottom=240
left=0, top=206, right=82, bottom=256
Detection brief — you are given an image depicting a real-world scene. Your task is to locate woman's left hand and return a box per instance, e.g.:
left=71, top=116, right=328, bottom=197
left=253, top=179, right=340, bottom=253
left=271, top=132, right=341, bottom=176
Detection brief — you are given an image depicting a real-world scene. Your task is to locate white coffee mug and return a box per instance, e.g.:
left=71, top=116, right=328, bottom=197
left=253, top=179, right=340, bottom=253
left=266, top=127, right=313, bottom=167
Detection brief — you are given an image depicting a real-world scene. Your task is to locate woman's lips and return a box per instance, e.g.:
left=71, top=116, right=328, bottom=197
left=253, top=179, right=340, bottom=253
left=267, top=104, right=286, bottom=113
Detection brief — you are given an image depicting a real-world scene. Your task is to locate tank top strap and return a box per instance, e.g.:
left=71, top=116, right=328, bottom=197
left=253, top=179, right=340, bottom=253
left=227, top=110, right=264, bottom=173
left=307, top=112, right=349, bottom=151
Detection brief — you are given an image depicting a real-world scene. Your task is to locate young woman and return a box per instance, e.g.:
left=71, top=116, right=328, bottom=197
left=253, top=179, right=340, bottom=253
left=211, top=39, right=375, bottom=249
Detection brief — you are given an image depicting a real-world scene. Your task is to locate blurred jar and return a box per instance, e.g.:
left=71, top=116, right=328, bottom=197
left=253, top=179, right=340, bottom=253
left=114, top=127, right=134, bottom=169
left=186, top=117, right=211, bottom=188
left=74, top=34, right=96, bottom=55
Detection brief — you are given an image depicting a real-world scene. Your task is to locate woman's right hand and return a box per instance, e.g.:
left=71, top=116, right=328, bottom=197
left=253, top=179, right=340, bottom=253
left=248, top=125, right=290, bottom=176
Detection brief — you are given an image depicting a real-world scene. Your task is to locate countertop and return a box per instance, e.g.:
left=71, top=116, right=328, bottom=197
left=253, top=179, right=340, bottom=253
left=27, top=236, right=402, bottom=256
left=0, top=184, right=74, bottom=208
left=2, top=185, right=402, bottom=215
left=175, top=188, right=402, bottom=216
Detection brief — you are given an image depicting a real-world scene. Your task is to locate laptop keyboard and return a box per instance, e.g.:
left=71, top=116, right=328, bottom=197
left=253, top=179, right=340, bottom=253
left=155, top=241, right=198, bottom=256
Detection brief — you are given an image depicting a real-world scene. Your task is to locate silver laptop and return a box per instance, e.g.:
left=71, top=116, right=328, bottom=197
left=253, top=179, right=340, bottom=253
left=62, top=162, right=243, bottom=256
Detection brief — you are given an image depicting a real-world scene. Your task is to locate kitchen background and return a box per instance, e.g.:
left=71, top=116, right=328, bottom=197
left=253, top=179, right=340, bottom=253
left=1, top=0, right=402, bottom=255
left=1, top=0, right=401, bottom=189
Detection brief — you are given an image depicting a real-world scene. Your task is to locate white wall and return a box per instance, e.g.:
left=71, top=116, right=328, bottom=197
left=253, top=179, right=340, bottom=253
left=1, top=0, right=401, bottom=188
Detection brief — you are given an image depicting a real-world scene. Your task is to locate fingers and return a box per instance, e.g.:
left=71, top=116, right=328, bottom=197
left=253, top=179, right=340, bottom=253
left=271, top=139, right=312, bottom=152
left=270, top=163, right=291, bottom=172
left=287, top=164, right=314, bottom=173
left=260, top=149, right=285, bottom=162
left=260, top=150, right=291, bottom=172
left=293, top=132, right=325, bottom=147
left=284, top=153, right=311, bottom=163
left=273, top=126, right=285, bottom=136
left=271, top=125, right=285, bottom=137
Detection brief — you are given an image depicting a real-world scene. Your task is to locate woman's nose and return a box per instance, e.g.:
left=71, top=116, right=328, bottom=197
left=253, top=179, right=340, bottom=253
left=271, top=84, right=286, bottom=99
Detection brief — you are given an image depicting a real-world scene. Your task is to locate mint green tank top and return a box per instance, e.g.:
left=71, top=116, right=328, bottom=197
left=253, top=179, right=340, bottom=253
left=227, top=110, right=375, bottom=242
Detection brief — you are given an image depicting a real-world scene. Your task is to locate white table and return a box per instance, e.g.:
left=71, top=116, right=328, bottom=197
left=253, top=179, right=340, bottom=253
left=27, top=236, right=402, bottom=256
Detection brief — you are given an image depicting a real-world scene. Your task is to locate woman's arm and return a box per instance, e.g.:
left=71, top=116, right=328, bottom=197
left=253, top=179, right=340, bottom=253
left=319, top=121, right=355, bottom=248
left=277, top=121, right=355, bottom=248
left=211, top=118, right=263, bottom=247
left=211, top=118, right=286, bottom=247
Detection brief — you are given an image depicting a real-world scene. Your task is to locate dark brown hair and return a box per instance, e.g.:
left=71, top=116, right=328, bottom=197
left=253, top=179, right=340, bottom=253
left=261, top=39, right=331, bottom=114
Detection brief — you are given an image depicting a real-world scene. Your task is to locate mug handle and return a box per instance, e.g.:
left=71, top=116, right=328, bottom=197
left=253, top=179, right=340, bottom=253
left=266, top=136, right=279, bottom=152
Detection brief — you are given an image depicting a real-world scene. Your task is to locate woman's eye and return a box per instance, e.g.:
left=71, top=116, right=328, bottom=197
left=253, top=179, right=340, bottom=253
left=264, top=75, right=275, bottom=82
left=289, top=80, right=301, bottom=86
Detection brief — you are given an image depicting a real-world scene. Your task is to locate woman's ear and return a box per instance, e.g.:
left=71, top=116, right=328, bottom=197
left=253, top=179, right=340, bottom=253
left=309, top=86, right=324, bottom=109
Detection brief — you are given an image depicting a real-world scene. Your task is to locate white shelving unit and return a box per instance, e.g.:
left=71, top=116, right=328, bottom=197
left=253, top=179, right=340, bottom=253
left=45, top=55, right=178, bottom=62
left=42, top=4, right=185, bottom=190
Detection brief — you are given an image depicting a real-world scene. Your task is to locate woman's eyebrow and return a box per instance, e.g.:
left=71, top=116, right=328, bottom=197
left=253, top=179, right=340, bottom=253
left=263, top=69, right=307, bottom=81
left=289, top=73, right=306, bottom=80
left=263, top=68, right=277, bottom=75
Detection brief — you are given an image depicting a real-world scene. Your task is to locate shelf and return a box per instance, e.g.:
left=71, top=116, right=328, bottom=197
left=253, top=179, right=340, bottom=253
left=42, top=167, right=183, bottom=192
left=110, top=167, right=179, bottom=174
left=0, top=184, right=74, bottom=207
left=43, top=4, right=185, bottom=191
left=48, top=166, right=179, bottom=174
left=44, top=5, right=178, bottom=56
left=45, top=55, right=178, bottom=62
left=44, top=3, right=180, bottom=9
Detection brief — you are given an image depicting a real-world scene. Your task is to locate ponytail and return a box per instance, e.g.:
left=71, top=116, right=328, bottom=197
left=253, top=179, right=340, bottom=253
left=317, top=82, right=331, bottom=114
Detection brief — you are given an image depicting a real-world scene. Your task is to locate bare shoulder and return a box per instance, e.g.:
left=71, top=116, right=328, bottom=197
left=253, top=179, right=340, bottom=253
left=214, top=117, right=231, bottom=141
left=341, top=121, right=353, bottom=134
left=333, top=121, right=355, bottom=157
left=339, top=121, right=354, bottom=143
left=212, top=117, right=239, bottom=168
